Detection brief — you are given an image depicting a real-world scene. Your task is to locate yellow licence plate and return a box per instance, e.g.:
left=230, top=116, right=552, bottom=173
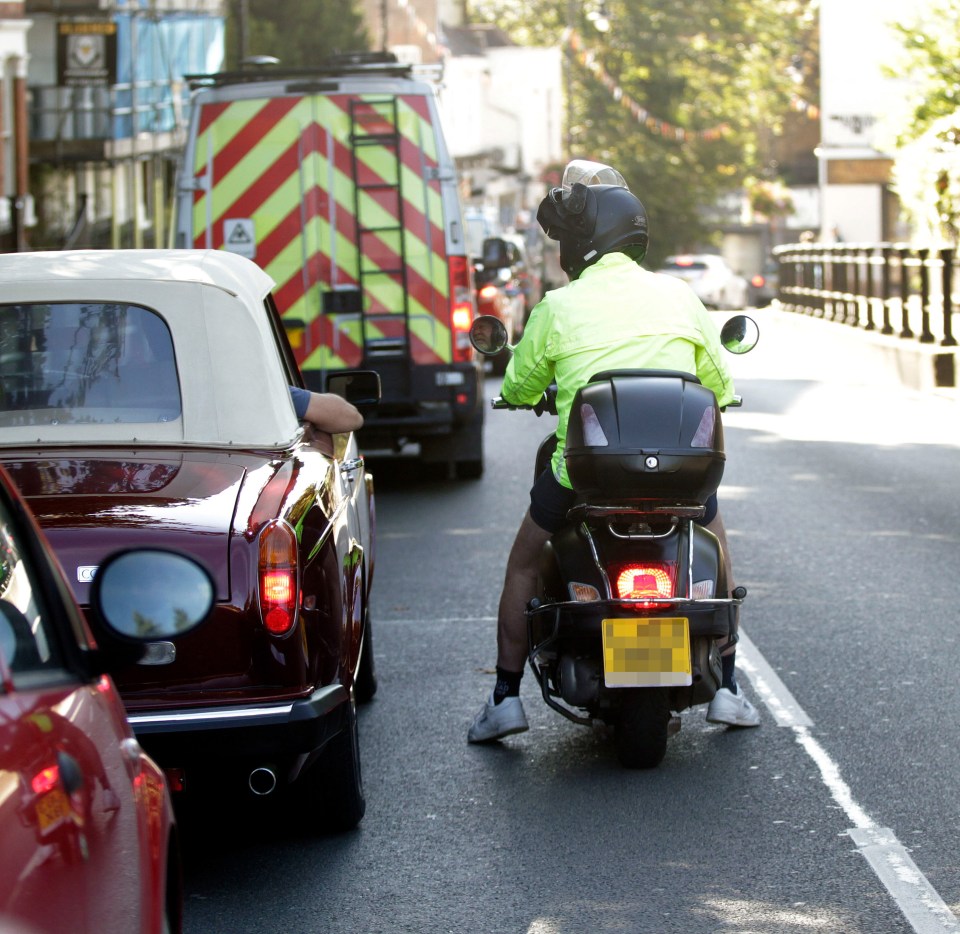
left=602, top=617, right=692, bottom=688
left=35, top=788, right=71, bottom=833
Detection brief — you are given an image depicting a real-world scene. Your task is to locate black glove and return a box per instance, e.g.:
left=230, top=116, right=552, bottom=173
left=533, top=385, right=558, bottom=417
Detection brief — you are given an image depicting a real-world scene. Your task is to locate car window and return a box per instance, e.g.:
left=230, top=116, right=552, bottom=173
left=0, top=302, right=181, bottom=427
left=662, top=261, right=709, bottom=272
left=0, top=499, right=66, bottom=688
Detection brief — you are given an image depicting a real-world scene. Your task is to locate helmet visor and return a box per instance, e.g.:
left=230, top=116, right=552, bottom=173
left=550, top=160, right=628, bottom=206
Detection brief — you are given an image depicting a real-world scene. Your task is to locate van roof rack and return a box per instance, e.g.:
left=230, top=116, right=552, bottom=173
left=185, top=50, right=444, bottom=90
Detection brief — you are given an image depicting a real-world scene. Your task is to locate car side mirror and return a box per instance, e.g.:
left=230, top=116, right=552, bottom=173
left=325, top=369, right=382, bottom=413
left=90, top=549, right=215, bottom=641
left=482, top=238, right=510, bottom=269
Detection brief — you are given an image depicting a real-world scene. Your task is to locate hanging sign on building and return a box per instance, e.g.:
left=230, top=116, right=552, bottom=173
left=57, top=20, right=118, bottom=87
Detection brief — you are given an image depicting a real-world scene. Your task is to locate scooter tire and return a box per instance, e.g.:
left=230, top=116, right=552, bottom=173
left=614, top=689, right=671, bottom=769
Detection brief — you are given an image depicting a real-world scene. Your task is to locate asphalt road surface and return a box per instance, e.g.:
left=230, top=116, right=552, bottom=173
left=181, top=308, right=960, bottom=934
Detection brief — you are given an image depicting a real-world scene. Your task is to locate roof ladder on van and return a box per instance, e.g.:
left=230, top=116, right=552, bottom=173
left=348, top=96, right=411, bottom=372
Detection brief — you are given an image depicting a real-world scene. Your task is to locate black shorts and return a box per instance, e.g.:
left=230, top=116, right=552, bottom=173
left=528, top=469, right=719, bottom=532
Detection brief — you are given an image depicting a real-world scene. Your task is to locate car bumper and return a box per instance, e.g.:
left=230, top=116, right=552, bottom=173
left=127, top=683, right=350, bottom=763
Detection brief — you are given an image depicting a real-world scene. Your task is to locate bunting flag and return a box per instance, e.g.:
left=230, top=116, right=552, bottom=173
left=564, top=27, right=732, bottom=142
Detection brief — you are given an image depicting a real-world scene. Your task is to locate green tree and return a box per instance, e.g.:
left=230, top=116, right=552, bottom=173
left=884, top=0, right=960, bottom=148
left=883, top=1, right=960, bottom=242
left=226, top=0, right=371, bottom=70
left=470, top=0, right=814, bottom=264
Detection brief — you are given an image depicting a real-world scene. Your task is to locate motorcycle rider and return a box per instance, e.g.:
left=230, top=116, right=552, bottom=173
left=468, top=162, right=760, bottom=743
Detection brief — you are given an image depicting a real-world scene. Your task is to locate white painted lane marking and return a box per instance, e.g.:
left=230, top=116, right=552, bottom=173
left=736, top=631, right=812, bottom=727
left=739, top=630, right=960, bottom=933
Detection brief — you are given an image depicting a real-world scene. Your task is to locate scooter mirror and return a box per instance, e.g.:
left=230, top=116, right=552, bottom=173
left=469, top=314, right=510, bottom=355
left=720, top=315, right=760, bottom=354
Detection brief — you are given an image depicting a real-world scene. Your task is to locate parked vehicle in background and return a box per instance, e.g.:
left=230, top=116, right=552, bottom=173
left=748, top=258, right=779, bottom=307
left=500, top=232, right=545, bottom=320
left=0, top=249, right=379, bottom=836
left=0, top=460, right=214, bottom=933
left=473, top=237, right=526, bottom=370
left=658, top=254, right=750, bottom=310
left=174, top=51, right=484, bottom=479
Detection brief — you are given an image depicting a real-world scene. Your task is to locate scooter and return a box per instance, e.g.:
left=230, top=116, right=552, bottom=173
left=470, top=313, right=759, bottom=768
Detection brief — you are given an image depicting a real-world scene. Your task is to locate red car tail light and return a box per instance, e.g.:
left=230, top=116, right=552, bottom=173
left=614, top=563, right=675, bottom=608
left=751, top=273, right=765, bottom=288
left=258, top=519, right=299, bottom=635
left=449, top=255, right=476, bottom=363
left=478, top=284, right=499, bottom=301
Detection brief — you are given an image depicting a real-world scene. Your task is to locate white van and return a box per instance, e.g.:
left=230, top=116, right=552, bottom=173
left=174, top=52, right=484, bottom=477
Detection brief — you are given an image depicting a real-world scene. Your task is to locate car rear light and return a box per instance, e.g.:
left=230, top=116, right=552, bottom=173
left=751, top=273, right=765, bottom=288
left=478, top=284, right=499, bottom=301
left=449, top=255, right=475, bottom=363
left=258, top=519, right=299, bottom=635
left=614, top=563, right=675, bottom=607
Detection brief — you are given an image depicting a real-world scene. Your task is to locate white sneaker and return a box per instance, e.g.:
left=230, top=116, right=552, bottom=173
left=706, top=686, right=761, bottom=727
left=467, top=694, right=529, bottom=743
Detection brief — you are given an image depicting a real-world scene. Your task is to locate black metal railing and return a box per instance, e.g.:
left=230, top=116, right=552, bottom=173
left=773, top=242, right=958, bottom=349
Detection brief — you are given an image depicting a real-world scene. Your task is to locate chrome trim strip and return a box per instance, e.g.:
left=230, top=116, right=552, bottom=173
left=128, top=704, right=295, bottom=727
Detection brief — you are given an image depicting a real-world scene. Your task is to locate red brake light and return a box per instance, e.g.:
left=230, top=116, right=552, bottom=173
left=675, top=256, right=694, bottom=267
left=478, top=284, right=499, bottom=301
left=614, top=564, right=675, bottom=607
left=31, top=765, right=59, bottom=795
left=258, top=520, right=298, bottom=635
left=449, top=255, right=476, bottom=362
left=751, top=274, right=765, bottom=288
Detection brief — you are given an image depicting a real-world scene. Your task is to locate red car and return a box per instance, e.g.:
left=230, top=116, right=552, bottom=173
left=0, top=462, right=215, bottom=933
left=0, top=249, right=379, bottom=834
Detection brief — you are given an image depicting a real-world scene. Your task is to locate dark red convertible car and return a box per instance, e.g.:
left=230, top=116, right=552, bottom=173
left=0, top=249, right=378, bottom=833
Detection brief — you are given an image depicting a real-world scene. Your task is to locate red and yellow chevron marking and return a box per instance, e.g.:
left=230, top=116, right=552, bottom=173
left=191, top=91, right=452, bottom=370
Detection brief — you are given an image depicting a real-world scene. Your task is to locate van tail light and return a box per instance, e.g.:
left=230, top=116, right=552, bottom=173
left=614, top=563, right=675, bottom=609
left=258, top=520, right=299, bottom=635
left=449, top=255, right=476, bottom=362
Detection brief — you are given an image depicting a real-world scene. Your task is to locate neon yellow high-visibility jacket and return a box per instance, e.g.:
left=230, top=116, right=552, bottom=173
left=502, top=251, right=736, bottom=489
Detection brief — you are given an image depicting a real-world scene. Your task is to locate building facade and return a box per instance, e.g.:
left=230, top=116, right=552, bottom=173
left=21, top=0, right=224, bottom=251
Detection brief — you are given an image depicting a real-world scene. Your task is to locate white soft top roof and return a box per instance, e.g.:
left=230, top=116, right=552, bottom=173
left=0, top=249, right=301, bottom=448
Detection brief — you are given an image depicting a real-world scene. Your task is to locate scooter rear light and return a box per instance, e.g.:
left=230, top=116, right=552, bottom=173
left=614, top=563, right=675, bottom=605
left=569, top=581, right=601, bottom=602
left=691, top=579, right=715, bottom=599
left=478, top=284, right=499, bottom=301
left=31, top=765, right=59, bottom=795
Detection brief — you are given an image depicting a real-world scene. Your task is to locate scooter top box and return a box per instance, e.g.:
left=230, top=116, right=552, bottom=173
left=564, top=369, right=725, bottom=504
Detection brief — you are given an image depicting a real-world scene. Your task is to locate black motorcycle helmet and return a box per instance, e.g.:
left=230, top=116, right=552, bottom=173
left=537, top=181, right=649, bottom=280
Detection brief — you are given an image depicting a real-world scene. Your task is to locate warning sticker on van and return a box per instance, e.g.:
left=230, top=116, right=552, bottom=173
left=223, top=218, right=256, bottom=259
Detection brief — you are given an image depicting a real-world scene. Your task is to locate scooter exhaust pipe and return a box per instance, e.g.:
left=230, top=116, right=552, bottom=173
left=248, top=766, right=278, bottom=796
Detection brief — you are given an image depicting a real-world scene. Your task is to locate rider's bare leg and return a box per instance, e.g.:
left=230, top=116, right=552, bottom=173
left=497, top=510, right=551, bottom=673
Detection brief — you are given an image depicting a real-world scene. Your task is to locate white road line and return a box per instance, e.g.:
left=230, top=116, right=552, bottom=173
left=738, top=630, right=960, bottom=933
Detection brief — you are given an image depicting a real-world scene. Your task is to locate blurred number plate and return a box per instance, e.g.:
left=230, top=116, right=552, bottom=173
left=601, top=617, right=692, bottom=688
left=35, top=788, right=71, bottom=833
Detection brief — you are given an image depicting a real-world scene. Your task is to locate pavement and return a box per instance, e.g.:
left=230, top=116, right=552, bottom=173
left=757, top=302, right=959, bottom=403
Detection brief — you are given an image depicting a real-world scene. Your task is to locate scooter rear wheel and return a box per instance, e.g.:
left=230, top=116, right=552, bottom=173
left=614, top=689, right=671, bottom=769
